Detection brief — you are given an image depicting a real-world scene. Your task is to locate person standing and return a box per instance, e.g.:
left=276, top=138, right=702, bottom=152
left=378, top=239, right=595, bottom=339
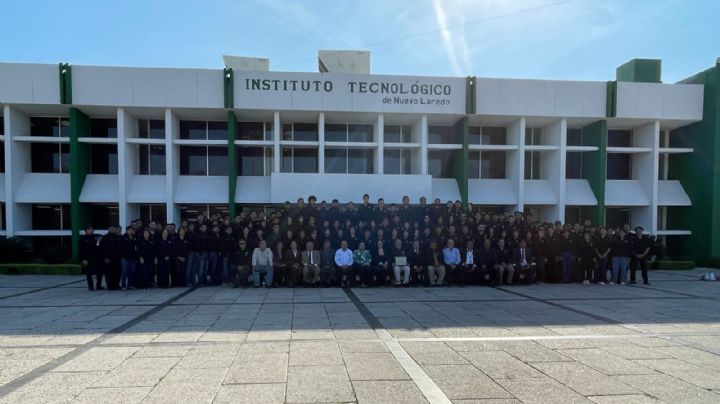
left=80, top=226, right=102, bottom=291
left=251, top=239, right=274, bottom=288
left=611, top=230, right=633, bottom=285
left=578, top=233, right=596, bottom=285
left=173, top=228, right=189, bottom=287
left=120, top=227, right=139, bottom=291
left=156, top=230, right=173, bottom=288
left=594, top=227, right=611, bottom=284
left=630, top=226, right=652, bottom=285
left=302, top=241, right=321, bottom=286
left=137, top=230, right=157, bottom=289
left=477, top=238, right=498, bottom=285
left=558, top=230, right=575, bottom=283
left=495, top=239, right=514, bottom=285
left=220, top=226, right=235, bottom=285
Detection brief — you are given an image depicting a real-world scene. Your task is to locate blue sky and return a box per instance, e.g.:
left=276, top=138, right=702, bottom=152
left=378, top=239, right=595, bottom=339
left=1, top=0, right=718, bottom=82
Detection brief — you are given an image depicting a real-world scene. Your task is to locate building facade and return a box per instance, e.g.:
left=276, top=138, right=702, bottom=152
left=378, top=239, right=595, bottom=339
left=0, top=57, right=718, bottom=264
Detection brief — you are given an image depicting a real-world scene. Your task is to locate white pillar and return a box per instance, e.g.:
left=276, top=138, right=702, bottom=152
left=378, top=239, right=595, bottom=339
left=165, top=109, right=179, bottom=224
left=631, top=120, right=660, bottom=234
left=116, top=108, right=135, bottom=227
left=544, top=118, right=567, bottom=222
left=318, top=113, right=325, bottom=173
left=273, top=112, right=281, bottom=173
left=3, top=105, right=31, bottom=236
left=417, top=115, right=428, bottom=175
left=508, top=117, right=526, bottom=213
left=375, top=114, right=384, bottom=174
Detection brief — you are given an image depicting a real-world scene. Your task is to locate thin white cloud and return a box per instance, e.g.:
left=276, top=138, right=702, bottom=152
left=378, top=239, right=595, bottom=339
left=432, top=0, right=473, bottom=76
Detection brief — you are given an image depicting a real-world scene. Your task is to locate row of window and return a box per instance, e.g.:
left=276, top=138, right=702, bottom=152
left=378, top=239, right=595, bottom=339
left=15, top=117, right=646, bottom=150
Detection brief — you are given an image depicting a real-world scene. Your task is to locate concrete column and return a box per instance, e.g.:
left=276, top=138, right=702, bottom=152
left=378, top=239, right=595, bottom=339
left=116, top=108, right=138, bottom=227
left=543, top=118, right=567, bottom=222
left=631, top=120, right=660, bottom=233
left=318, top=113, right=325, bottom=173
left=273, top=112, right=281, bottom=173
left=3, top=105, right=31, bottom=236
left=375, top=114, right=384, bottom=174
left=508, top=117, right=526, bottom=212
left=164, top=109, right=179, bottom=224
left=417, top=115, right=428, bottom=175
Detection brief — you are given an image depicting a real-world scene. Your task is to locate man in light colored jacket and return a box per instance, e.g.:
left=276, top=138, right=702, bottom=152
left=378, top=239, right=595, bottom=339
left=251, top=239, right=274, bottom=288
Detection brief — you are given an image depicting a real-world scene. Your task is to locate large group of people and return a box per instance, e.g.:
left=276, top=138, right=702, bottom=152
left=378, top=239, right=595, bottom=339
left=79, top=195, right=661, bottom=291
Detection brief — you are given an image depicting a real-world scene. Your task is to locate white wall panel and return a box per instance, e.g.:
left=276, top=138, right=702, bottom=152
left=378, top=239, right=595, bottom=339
left=0, top=63, right=61, bottom=104
left=468, top=179, right=517, bottom=205
left=616, top=82, right=703, bottom=120
left=15, top=173, right=71, bottom=203
left=79, top=174, right=119, bottom=202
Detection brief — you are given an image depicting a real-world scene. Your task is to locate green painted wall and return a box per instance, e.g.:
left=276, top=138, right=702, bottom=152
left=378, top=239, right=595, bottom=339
left=668, top=62, right=720, bottom=265
left=59, top=63, right=72, bottom=104
left=465, top=76, right=476, bottom=115
left=224, top=68, right=234, bottom=109
left=581, top=120, right=608, bottom=225
left=616, top=59, right=662, bottom=83
left=452, top=116, right=469, bottom=207
left=227, top=111, right=238, bottom=218
left=606, top=81, right=617, bottom=118
left=69, top=107, right=90, bottom=260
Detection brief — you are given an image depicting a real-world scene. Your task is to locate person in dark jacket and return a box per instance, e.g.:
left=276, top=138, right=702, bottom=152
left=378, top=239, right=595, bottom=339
left=173, top=228, right=189, bottom=287
left=578, top=233, right=596, bottom=285
left=630, top=226, right=652, bottom=285
left=284, top=240, right=303, bottom=287
left=100, top=226, right=122, bottom=290
left=459, top=240, right=478, bottom=284
left=477, top=238, right=498, bottom=285
left=80, top=226, right=103, bottom=291
left=424, top=240, right=445, bottom=286
left=120, top=226, right=139, bottom=290
left=558, top=230, right=575, bottom=283
left=208, top=225, right=222, bottom=286
left=156, top=230, right=173, bottom=288
left=219, top=226, right=235, bottom=285
left=406, top=240, right=425, bottom=286
left=594, top=227, right=611, bottom=284
left=231, top=239, right=252, bottom=288
left=513, top=239, right=536, bottom=284
left=189, top=224, right=210, bottom=286
left=611, top=229, right=633, bottom=285
left=137, top=229, right=157, bottom=289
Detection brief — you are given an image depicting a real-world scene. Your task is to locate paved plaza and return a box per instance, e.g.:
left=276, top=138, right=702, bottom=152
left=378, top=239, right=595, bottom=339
left=0, top=270, right=719, bottom=403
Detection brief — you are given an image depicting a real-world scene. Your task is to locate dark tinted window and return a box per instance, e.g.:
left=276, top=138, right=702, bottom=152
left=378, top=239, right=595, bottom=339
left=428, top=126, right=456, bottom=144
left=567, top=128, right=582, bottom=146
left=428, top=151, right=453, bottom=178
left=566, top=152, right=582, bottom=179
left=325, top=124, right=347, bottom=142
left=482, top=127, right=506, bottom=145
left=607, top=154, right=631, bottom=179
left=468, top=127, right=481, bottom=145
left=89, top=118, right=117, bottom=138
left=481, top=151, right=505, bottom=179
left=348, top=149, right=373, bottom=173
left=31, top=143, right=69, bottom=173
left=608, top=130, right=632, bottom=147
left=238, top=147, right=266, bottom=176
left=31, top=117, right=69, bottom=137
left=138, top=119, right=165, bottom=139
left=383, top=149, right=411, bottom=174
left=293, top=123, right=318, bottom=141
left=180, top=146, right=208, bottom=175
left=139, top=145, right=166, bottom=175
left=237, top=122, right=264, bottom=141
left=32, top=204, right=70, bottom=230
left=207, top=121, right=228, bottom=141
left=325, top=149, right=346, bottom=173
left=293, top=148, right=317, bottom=173
left=179, top=121, right=206, bottom=140
left=348, top=125, right=373, bottom=142
left=90, top=144, right=118, bottom=174
left=208, top=146, right=228, bottom=175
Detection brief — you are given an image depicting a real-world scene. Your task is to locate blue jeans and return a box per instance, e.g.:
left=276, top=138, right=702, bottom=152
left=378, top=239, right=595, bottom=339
left=196, top=252, right=209, bottom=285
left=208, top=252, right=219, bottom=285
left=561, top=252, right=574, bottom=283
left=221, top=256, right=230, bottom=283
left=253, top=265, right=273, bottom=287
left=612, top=257, right=630, bottom=284
left=186, top=251, right=198, bottom=286
left=120, top=259, right=137, bottom=289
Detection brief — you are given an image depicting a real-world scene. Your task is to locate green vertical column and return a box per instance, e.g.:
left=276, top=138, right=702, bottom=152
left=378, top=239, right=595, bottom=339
left=223, top=68, right=234, bottom=109
left=59, top=63, right=72, bottom=104
left=581, top=120, right=607, bottom=226
left=69, top=107, right=90, bottom=260
left=227, top=111, right=238, bottom=218
left=452, top=116, right=469, bottom=208
left=668, top=62, right=720, bottom=265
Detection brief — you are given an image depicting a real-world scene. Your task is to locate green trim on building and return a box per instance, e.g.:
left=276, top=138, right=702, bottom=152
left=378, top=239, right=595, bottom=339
left=581, top=120, right=608, bottom=226
left=227, top=111, right=238, bottom=218
left=59, top=63, right=72, bottom=104
left=465, top=76, right=476, bottom=115
left=616, top=59, right=662, bottom=83
left=224, top=68, right=234, bottom=109
left=605, top=81, right=617, bottom=118
left=69, top=107, right=90, bottom=260
left=667, top=62, right=720, bottom=265
left=452, top=116, right=469, bottom=208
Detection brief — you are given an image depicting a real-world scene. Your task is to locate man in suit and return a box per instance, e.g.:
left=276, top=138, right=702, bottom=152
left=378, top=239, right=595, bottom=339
left=477, top=238, right=499, bottom=285
left=513, top=239, right=536, bottom=284
left=285, top=240, right=303, bottom=287
left=459, top=239, right=478, bottom=284
left=302, top=241, right=321, bottom=286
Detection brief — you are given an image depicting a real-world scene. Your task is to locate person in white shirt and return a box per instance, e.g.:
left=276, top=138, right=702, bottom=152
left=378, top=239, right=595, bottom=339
left=334, top=240, right=354, bottom=288
left=251, top=239, right=273, bottom=288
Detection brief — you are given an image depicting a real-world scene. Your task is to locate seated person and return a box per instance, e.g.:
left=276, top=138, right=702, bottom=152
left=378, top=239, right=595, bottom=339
left=477, top=238, right=500, bottom=284
left=284, top=240, right=303, bottom=287
left=301, top=241, right=320, bottom=286
left=513, top=239, right=536, bottom=284
left=273, top=242, right=287, bottom=287
left=353, top=241, right=372, bottom=287
left=319, top=240, right=337, bottom=286
left=391, top=238, right=410, bottom=287
left=334, top=240, right=354, bottom=288
left=460, top=239, right=478, bottom=284
left=442, top=239, right=461, bottom=285
left=251, top=239, right=274, bottom=288
left=372, top=240, right=391, bottom=286
left=424, top=240, right=446, bottom=286
left=406, top=240, right=425, bottom=285
left=230, top=239, right=252, bottom=288
left=496, top=239, right=515, bottom=285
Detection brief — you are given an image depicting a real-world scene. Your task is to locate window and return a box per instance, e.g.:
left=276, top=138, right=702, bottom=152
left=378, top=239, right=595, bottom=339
left=566, top=152, right=583, bottom=179
left=384, top=125, right=411, bottom=143
left=468, top=152, right=481, bottom=179
left=525, top=128, right=544, bottom=145
left=0, top=142, right=4, bottom=173
left=138, top=119, right=165, bottom=139
left=32, top=204, right=70, bottom=230
left=237, top=122, right=273, bottom=141
left=138, top=145, right=166, bottom=175
left=469, top=127, right=481, bottom=145
left=0, top=202, right=6, bottom=230
left=428, top=151, right=453, bottom=178
left=89, top=118, right=117, bottom=138
left=608, top=130, right=632, bottom=147
left=428, top=126, right=457, bottom=144
left=325, top=149, right=347, bottom=173
left=180, top=146, right=228, bottom=176
left=481, top=151, right=506, bottom=179
left=325, top=148, right=373, bottom=174
left=524, top=151, right=543, bottom=179
left=30, top=117, right=70, bottom=137
left=179, top=204, right=229, bottom=222
left=658, top=154, right=668, bottom=180
left=384, top=149, right=412, bottom=174
left=482, top=127, right=506, bottom=145
left=567, top=128, right=582, bottom=146
left=565, top=206, right=583, bottom=225
left=31, top=143, right=70, bottom=173
left=325, top=123, right=374, bottom=143
left=607, top=154, right=631, bottom=180
left=0, top=116, right=4, bottom=136
left=282, top=148, right=317, bottom=173
left=90, top=144, right=118, bottom=174
left=138, top=204, right=167, bottom=225
left=238, top=147, right=273, bottom=176
left=88, top=204, right=119, bottom=229
left=283, top=123, right=318, bottom=141
left=179, top=121, right=228, bottom=140
left=606, top=208, right=630, bottom=229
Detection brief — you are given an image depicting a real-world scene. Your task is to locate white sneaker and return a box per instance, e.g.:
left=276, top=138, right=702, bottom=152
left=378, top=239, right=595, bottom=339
left=609, top=282, right=615, bottom=285
left=599, top=282, right=606, bottom=285
left=582, top=280, right=590, bottom=285
left=621, top=282, right=626, bottom=285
